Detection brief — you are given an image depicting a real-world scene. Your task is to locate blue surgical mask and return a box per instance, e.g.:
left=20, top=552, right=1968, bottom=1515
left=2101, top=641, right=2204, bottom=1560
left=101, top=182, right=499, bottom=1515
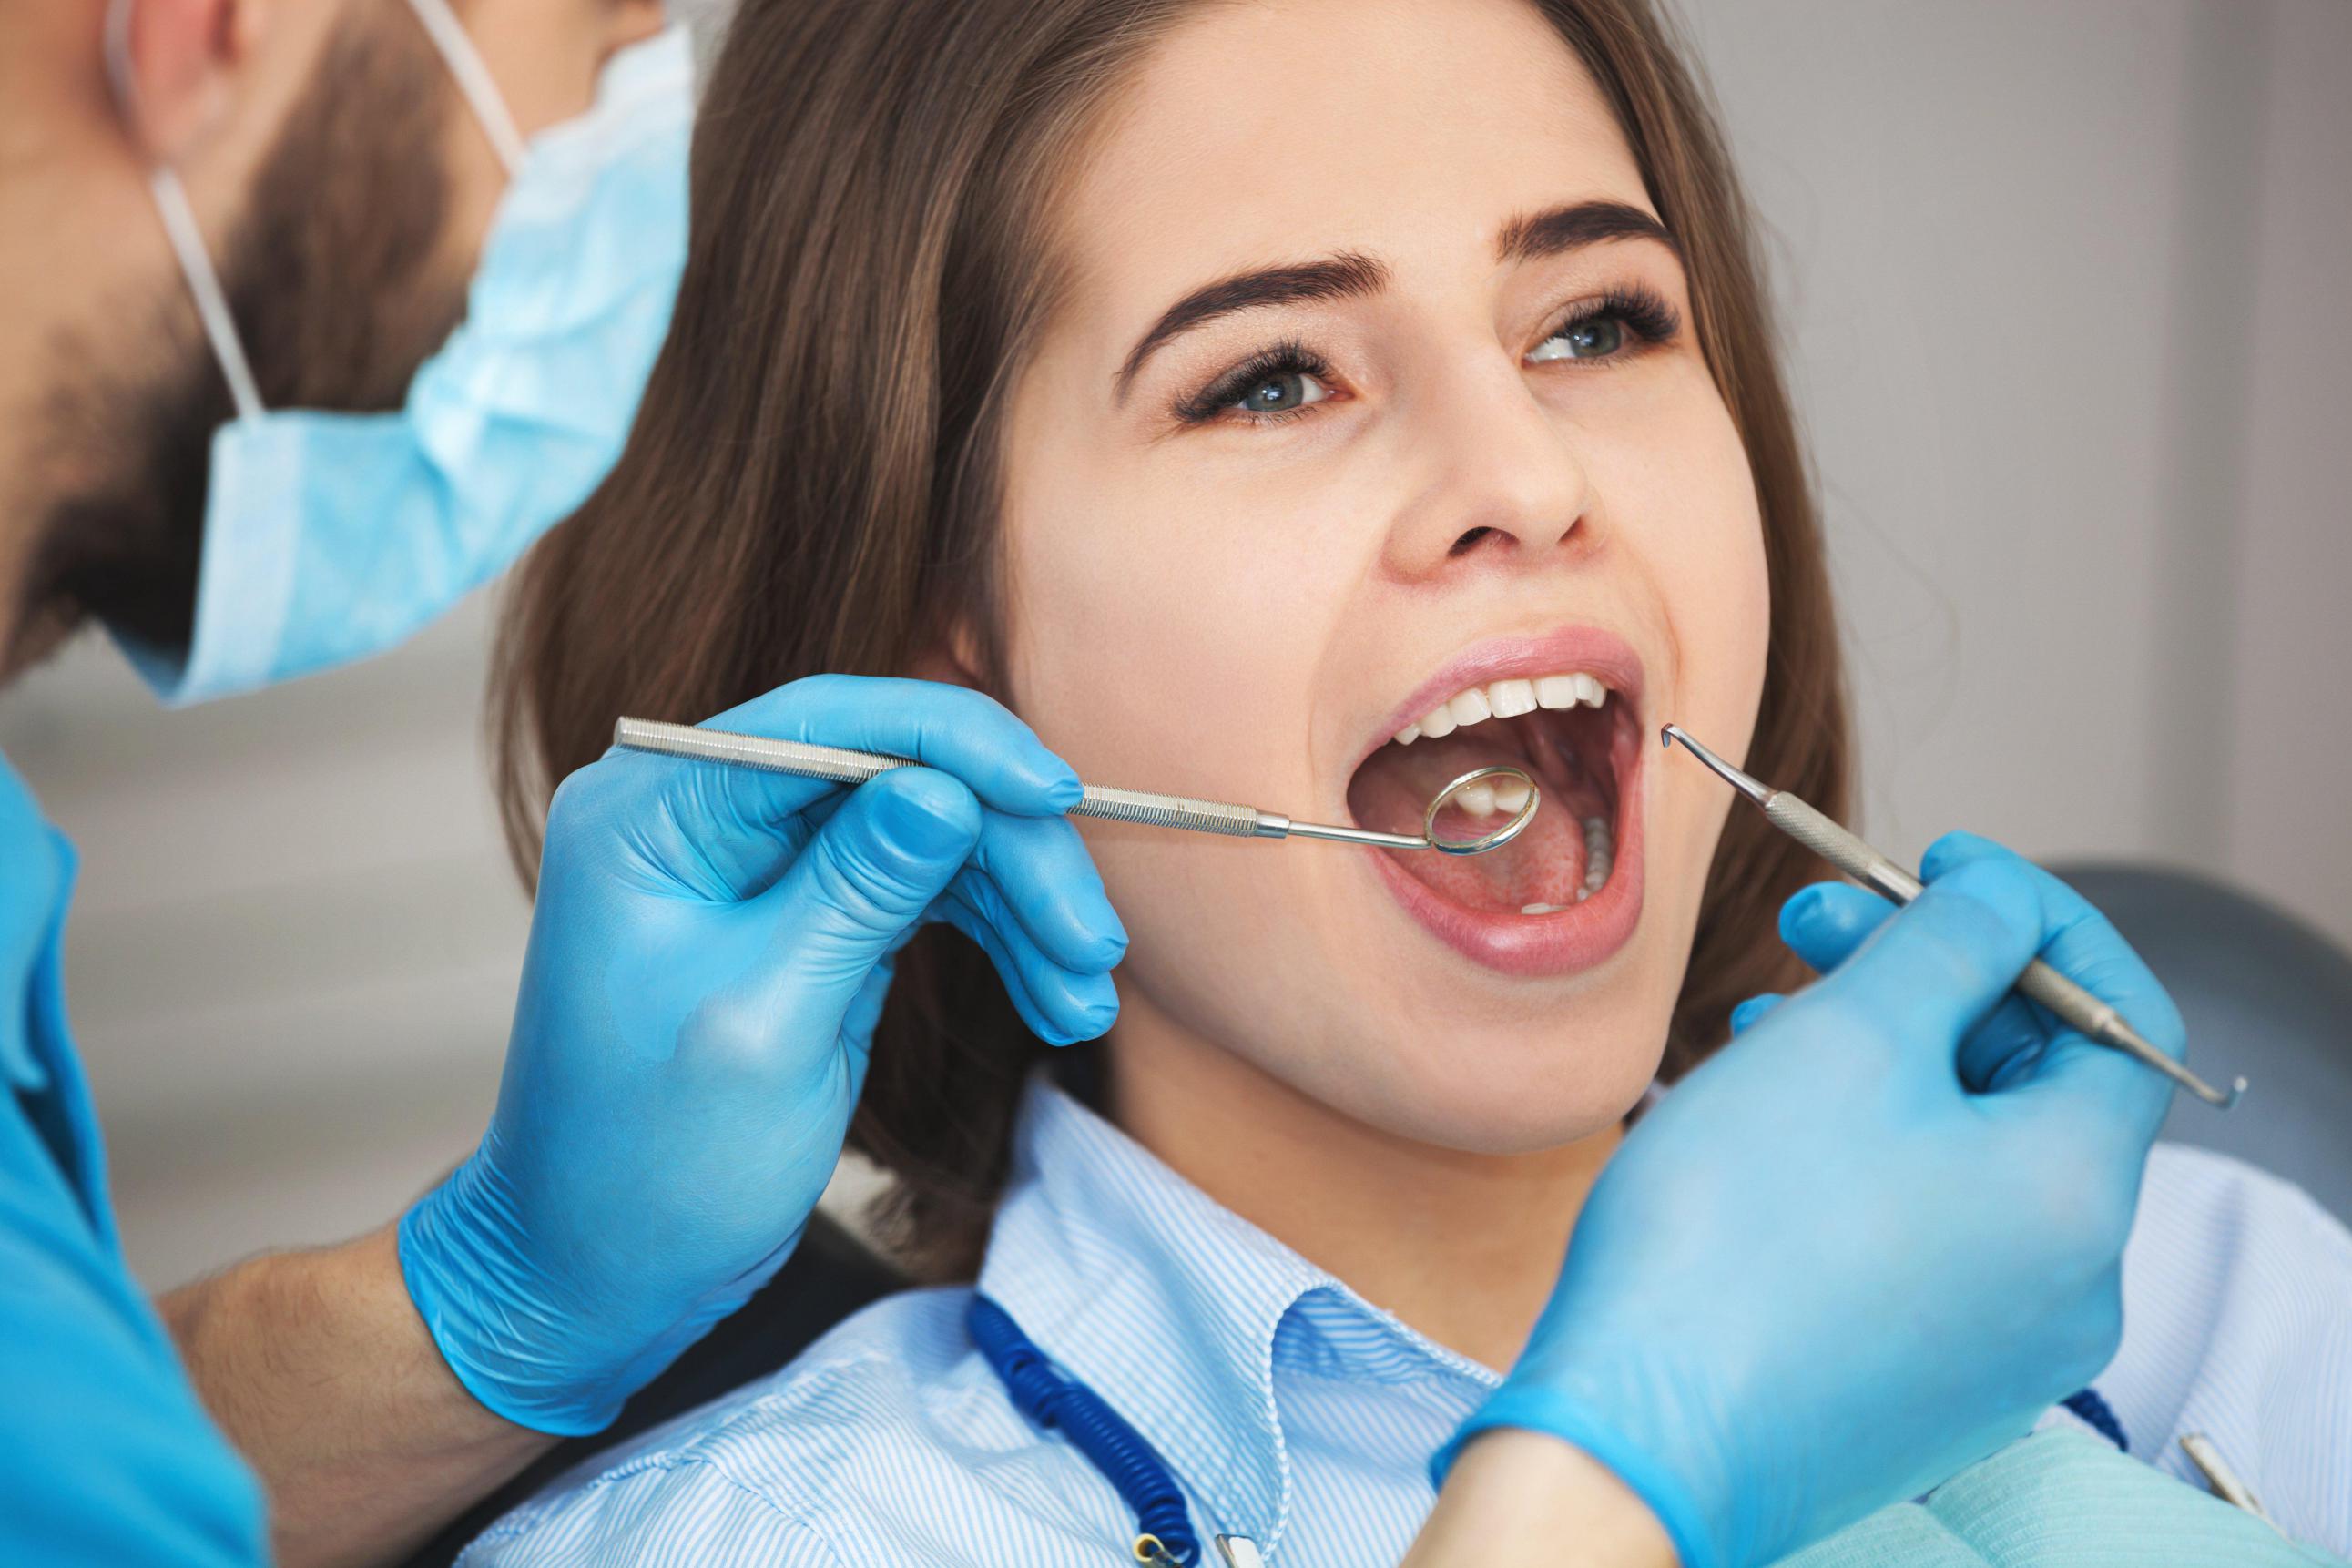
left=106, top=0, right=691, bottom=705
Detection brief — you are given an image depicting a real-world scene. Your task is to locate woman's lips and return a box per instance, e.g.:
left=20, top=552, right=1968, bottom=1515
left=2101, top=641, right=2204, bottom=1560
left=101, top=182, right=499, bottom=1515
left=1363, top=698, right=1646, bottom=976
left=1352, top=625, right=1649, bottom=778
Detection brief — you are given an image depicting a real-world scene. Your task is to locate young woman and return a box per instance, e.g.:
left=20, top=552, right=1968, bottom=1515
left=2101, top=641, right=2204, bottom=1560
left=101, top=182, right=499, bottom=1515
left=431, top=0, right=2352, bottom=1562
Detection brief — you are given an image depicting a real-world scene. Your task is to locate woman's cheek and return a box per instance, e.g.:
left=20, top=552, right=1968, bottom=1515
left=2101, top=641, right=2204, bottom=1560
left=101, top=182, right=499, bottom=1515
left=1649, top=388, right=1771, bottom=708
left=1001, top=463, right=1329, bottom=809
left=1628, top=396, right=1771, bottom=918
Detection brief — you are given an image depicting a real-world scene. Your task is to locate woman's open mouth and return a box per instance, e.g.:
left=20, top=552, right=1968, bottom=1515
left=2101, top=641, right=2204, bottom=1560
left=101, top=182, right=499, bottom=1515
left=1343, top=630, right=1646, bottom=975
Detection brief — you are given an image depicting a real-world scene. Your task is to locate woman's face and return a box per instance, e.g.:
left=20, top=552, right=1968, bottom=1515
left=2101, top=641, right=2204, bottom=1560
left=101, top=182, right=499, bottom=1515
left=995, top=0, right=1769, bottom=1150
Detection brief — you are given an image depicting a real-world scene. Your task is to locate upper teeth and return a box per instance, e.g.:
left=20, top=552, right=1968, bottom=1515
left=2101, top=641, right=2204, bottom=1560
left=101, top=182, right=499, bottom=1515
left=1393, top=671, right=1610, bottom=745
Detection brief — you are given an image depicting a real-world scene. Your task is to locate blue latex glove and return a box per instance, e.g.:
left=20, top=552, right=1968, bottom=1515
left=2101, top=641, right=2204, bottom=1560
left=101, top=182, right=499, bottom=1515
left=400, top=676, right=1125, bottom=1433
left=1435, top=832, right=2184, bottom=1568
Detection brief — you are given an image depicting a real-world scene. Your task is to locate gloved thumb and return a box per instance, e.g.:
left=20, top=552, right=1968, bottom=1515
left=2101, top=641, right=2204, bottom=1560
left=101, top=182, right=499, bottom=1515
left=1728, top=993, right=1785, bottom=1036
left=1812, top=856, right=2048, bottom=1064
left=754, top=767, right=983, bottom=1033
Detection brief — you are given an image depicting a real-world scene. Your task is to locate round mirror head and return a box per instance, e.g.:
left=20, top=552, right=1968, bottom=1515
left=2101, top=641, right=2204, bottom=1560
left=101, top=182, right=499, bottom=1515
left=1422, top=764, right=1541, bottom=855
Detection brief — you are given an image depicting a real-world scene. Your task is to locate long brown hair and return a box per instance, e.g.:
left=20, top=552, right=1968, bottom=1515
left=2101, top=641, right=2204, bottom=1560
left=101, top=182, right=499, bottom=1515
left=492, top=0, right=1850, bottom=1280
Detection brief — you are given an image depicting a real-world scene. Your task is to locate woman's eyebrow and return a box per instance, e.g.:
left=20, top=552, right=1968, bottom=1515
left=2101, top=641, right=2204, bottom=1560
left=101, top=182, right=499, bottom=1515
left=1115, top=251, right=1388, bottom=397
left=1494, top=199, right=1680, bottom=263
left=1111, top=203, right=1675, bottom=400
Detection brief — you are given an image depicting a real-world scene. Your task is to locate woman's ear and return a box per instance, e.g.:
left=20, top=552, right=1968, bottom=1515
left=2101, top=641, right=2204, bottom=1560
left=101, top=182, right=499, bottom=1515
left=906, top=616, right=991, bottom=692
left=106, top=0, right=258, bottom=164
left=595, top=0, right=670, bottom=63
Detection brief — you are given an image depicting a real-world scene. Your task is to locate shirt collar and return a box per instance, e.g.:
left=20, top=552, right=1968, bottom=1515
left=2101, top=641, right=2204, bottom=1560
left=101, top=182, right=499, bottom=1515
left=0, top=749, right=74, bottom=1094
left=974, top=1073, right=1500, bottom=1555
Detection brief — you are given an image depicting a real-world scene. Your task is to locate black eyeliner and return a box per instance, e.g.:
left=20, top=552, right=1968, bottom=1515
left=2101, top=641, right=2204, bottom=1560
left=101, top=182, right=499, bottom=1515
left=1175, top=338, right=1332, bottom=423
left=1171, top=282, right=1680, bottom=426
left=1543, top=283, right=1680, bottom=349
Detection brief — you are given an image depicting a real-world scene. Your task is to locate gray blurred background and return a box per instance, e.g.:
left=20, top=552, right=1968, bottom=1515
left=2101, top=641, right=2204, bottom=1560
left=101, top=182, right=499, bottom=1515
left=1, top=0, right=2344, bottom=1292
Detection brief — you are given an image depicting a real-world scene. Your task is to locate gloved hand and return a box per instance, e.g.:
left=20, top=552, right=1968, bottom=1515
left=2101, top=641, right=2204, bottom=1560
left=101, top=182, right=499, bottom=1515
left=399, top=676, right=1125, bottom=1434
left=1434, top=832, right=2183, bottom=1568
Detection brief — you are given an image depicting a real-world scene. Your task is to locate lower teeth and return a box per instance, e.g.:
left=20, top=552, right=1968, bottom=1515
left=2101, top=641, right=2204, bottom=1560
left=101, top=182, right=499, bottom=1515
left=1516, top=813, right=1616, bottom=917
left=1582, top=814, right=1613, bottom=893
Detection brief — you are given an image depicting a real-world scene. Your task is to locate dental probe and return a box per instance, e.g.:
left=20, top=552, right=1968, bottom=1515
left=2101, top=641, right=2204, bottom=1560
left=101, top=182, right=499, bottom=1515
left=613, top=718, right=1540, bottom=856
left=1661, top=723, right=2245, bottom=1110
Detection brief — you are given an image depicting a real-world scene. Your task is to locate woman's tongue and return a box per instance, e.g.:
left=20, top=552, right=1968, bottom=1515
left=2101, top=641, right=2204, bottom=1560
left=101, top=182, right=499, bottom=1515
left=1344, top=729, right=1598, bottom=912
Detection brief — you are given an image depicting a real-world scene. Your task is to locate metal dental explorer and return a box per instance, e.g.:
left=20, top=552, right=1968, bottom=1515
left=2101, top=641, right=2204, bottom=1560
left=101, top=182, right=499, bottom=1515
left=1661, top=723, right=2245, bottom=1110
left=613, top=718, right=1541, bottom=856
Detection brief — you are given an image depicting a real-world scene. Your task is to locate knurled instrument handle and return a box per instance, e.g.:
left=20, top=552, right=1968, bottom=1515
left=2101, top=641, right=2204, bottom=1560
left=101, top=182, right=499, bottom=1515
left=613, top=718, right=1276, bottom=839
left=1765, top=789, right=2235, bottom=1104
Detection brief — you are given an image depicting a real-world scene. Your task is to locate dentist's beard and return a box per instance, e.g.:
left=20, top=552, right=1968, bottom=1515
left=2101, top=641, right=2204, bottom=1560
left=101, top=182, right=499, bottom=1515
left=12, top=0, right=470, bottom=672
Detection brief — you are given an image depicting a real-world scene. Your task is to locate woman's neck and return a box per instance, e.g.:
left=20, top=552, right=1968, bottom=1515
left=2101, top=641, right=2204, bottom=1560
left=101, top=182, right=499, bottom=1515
left=1102, top=1005, right=1623, bottom=1376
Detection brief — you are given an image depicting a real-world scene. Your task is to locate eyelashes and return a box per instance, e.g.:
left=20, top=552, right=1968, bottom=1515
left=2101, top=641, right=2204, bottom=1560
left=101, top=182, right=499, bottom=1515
left=1171, top=281, right=1683, bottom=427
left=1174, top=338, right=1335, bottom=424
left=1543, top=283, right=1681, bottom=354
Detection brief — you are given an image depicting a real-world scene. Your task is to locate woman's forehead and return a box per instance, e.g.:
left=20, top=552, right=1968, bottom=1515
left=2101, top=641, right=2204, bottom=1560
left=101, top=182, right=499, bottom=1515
left=1051, top=0, right=1655, bottom=336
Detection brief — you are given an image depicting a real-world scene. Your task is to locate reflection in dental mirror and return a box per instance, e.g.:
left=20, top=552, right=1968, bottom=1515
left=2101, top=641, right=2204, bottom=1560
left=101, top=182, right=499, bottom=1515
left=1422, top=765, right=1543, bottom=855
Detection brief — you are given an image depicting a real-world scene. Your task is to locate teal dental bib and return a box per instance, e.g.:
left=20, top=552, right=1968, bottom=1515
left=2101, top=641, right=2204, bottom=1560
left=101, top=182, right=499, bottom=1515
left=1777, top=1431, right=2345, bottom=1568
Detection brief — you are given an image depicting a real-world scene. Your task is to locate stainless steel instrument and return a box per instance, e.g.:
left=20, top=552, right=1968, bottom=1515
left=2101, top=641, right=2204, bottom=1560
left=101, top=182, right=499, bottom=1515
left=1662, top=723, right=2243, bottom=1109
left=612, top=718, right=1540, bottom=856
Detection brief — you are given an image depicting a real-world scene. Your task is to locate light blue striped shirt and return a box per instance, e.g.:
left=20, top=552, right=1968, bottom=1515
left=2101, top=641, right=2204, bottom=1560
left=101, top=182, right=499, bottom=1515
left=461, top=1075, right=2352, bottom=1565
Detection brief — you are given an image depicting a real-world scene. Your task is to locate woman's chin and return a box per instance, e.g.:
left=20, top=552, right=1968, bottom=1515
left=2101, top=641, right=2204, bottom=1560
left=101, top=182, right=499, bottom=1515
left=1308, top=1012, right=1667, bottom=1156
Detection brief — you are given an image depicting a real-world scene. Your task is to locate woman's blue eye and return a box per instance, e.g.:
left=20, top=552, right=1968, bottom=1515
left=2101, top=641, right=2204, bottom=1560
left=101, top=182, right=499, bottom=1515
left=1232, top=370, right=1332, bottom=413
left=1529, top=314, right=1626, bottom=363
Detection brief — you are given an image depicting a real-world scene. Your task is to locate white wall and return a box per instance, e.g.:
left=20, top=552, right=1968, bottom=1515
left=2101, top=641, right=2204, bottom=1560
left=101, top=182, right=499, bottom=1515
left=0, top=0, right=2344, bottom=1291
left=2221, top=0, right=2352, bottom=953
left=2, top=608, right=523, bottom=1288
left=1683, top=0, right=2350, bottom=938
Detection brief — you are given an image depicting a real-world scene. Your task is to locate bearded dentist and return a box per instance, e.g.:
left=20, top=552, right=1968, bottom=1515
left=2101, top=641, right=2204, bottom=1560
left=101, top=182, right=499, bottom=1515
left=0, top=0, right=715, bottom=1561
left=0, top=6, right=2219, bottom=1568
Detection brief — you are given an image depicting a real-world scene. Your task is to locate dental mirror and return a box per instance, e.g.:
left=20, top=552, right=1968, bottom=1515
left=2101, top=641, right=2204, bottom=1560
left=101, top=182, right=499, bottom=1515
left=1420, top=764, right=1543, bottom=855
left=612, top=718, right=1542, bottom=856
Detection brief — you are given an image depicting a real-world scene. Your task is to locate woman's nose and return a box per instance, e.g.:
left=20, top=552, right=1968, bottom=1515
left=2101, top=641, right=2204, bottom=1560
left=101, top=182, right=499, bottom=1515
left=1379, top=362, right=1599, bottom=579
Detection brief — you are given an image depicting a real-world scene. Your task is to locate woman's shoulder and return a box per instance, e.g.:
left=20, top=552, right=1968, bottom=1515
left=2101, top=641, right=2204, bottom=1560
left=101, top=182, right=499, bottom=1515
left=458, top=1282, right=1023, bottom=1566
left=2129, top=1139, right=2352, bottom=1308
left=2142, top=1136, right=2348, bottom=1228
left=2100, top=1141, right=2352, bottom=1553
left=2120, top=1140, right=2352, bottom=1378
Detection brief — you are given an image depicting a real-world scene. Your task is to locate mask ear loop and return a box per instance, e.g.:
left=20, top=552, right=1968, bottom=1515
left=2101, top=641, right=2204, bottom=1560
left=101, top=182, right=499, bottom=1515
left=107, top=0, right=264, bottom=423
left=104, top=0, right=528, bottom=426
left=400, top=0, right=529, bottom=177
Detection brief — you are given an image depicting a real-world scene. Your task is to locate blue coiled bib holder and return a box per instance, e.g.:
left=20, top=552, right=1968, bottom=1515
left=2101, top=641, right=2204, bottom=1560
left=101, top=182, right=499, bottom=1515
left=971, top=1292, right=2124, bottom=1568
left=970, top=1294, right=1202, bottom=1565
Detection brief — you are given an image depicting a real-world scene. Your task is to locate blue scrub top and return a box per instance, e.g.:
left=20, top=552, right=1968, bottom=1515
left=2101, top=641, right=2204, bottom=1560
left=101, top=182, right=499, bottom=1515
left=1, top=749, right=267, bottom=1565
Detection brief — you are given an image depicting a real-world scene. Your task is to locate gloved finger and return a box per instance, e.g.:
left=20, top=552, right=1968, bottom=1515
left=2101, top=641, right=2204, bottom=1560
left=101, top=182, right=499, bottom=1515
left=581, top=675, right=1088, bottom=905
left=932, top=884, right=1119, bottom=1045
left=1807, top=854, right=2052, bottom=1064
left=755, top=767, right=984, bottom=1040
left=945, top=867, right=1118, bottom=1036
left=835, top=954, right=899, bottom=1083
left=1958, top=911, right=2184, bottom=1149
left=1728, top=993, right=1786, bottom=1037
left=1919, top=830, right=2185, bottom=1072
left=1785, top=841, right=2184, bottom=1111
left=1774, top=898, right=2056, bottom=1091
left=1785, top=832, right=2064, bottom=965
left=929, top=892, right=1055, bottom=1039
left=968, top=810, right=1127, bottom=973
left=1780, top=873, right=2041, bottom=1090
left=700, top=674, right=1083, bottom=818
left=1777, top=881, right=1897, bottom=974
left=547, top=745, right=837, bottom=905
left=1916, top=829, right=2012, bottom=881
left=1911, top=834, right=2083, bottom=1092
left=1908, top=832, right=2181, bottom=1150
left=1954, top=993, right=2054, bottom=1092
left=1776, top=879, right=2048, bottom=1089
